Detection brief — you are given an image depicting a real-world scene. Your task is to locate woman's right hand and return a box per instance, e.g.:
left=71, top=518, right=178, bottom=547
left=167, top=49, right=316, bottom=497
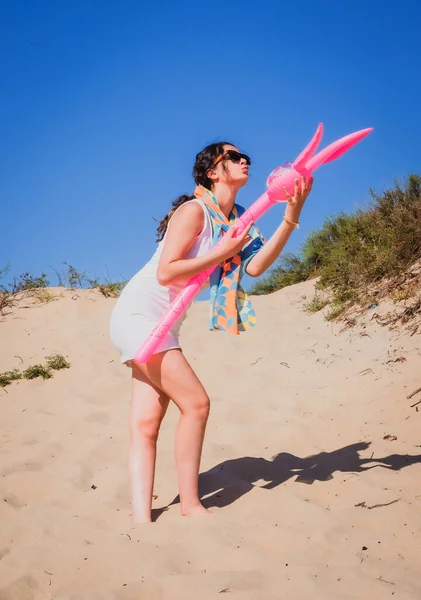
left=216, top=222, right=253, bottom=262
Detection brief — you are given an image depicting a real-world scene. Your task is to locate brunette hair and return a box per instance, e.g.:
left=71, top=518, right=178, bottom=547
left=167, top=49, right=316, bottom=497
left=156, top=141, right=233, bottom=241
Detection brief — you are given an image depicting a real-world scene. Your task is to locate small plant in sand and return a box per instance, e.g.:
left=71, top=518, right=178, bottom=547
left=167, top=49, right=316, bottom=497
left=51, top=263, right=126, bottom=296
left=0, top=264, right=16, bottom=315
left=32, top=288, right=58, bottom=304
left=2, top=262, right=126, bottom=304
left=0, top=369, right=22, bottom=387
left=0, top=290, right=13, bottom=315
left=392, top=280, right=419, bottom=304
left=303, top=293, right=329, bottom=313
left=0, top=265, right=51, bottom=315
left=23, top=364, right=53, bottom=380
left=325, top=301, right=347, bottom=321
left=49, top=262, right=90, bottom=289
left=0, top=354, right=71, bottom=387
left=89, top=278, right=127, bottom=298
left=14, top=272, right=50, bottom=292
left=64, top=262, right=89, bottom=288
left=45, top=353, right=71, bottom=370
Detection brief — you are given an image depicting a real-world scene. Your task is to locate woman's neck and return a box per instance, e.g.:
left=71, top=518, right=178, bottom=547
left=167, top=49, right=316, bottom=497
left=211, top=182, right=239, bottom=218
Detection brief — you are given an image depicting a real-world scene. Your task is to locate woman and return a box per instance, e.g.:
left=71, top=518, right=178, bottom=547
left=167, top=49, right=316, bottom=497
left=110, top=141, right=313, bottom=523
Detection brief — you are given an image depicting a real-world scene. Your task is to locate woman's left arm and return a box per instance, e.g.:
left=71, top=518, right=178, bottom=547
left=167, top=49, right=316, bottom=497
left=245, top=175, right=313, bottom=278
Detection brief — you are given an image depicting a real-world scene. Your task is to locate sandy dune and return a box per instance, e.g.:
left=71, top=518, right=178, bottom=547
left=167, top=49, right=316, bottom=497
left=0, top=281, right=420, bottom=599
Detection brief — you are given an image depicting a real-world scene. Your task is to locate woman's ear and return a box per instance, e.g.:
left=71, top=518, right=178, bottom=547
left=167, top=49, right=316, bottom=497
left=206, top=168, right=218, bottom=183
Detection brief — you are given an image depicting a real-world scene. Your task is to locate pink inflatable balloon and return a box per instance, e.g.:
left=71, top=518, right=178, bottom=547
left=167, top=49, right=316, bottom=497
left=134, top=124, right=373, bottom=364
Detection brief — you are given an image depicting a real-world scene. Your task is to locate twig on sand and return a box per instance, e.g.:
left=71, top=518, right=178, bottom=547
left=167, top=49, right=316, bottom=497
left=355, top=498, right=400, bottom=510
left=357, top=368, right=373, bottom=376
left=407, top=386, right=421, bottom=401
left=250, top=358, right=262, bottom=366
left=377, top=576, right=395, bottom=586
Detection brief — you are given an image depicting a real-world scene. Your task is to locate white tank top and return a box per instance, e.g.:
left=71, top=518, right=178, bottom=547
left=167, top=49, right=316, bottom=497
left=115, top=199, right=213, bottom=323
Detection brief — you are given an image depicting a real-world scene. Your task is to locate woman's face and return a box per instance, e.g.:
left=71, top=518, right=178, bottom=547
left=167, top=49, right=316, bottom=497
left=212, top=144, right=250, bottom=188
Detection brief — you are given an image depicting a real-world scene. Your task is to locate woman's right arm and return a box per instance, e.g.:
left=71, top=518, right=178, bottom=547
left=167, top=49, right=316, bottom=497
left=157, top=203, right=252, bottom=286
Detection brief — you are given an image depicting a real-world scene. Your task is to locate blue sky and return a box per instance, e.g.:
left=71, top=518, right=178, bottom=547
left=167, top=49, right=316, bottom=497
left=1, top=0, right=420, bottom=289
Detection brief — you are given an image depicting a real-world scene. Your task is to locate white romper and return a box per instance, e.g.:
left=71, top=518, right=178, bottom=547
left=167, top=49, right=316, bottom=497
left=109, top=199, right=213, bottom=363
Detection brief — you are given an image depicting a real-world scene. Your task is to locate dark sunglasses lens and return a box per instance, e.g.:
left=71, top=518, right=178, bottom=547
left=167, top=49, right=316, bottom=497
left=227, top=150, right=251, bottom=165
left=226, top=150, right=241, bottom=163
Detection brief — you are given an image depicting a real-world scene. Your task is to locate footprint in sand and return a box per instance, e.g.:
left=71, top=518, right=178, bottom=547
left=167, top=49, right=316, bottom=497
left=0, top=460, right=42, bottom=477
left=0, top=573, right=47, bottom=600
left=86, top=412, right=110, bottom=425
left=1, top=492, right=26, bottom=510
left=1, top=470, right=65, bottom=508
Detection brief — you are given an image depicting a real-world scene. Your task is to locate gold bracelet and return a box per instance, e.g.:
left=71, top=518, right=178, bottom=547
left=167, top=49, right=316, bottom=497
left=284, top=216, right=300, bottom=229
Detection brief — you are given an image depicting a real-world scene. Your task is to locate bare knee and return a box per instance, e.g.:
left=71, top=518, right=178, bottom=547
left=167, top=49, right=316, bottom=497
left=130, top=414, right=162, bottom=443
left=181, top=394, right=210, bottom=422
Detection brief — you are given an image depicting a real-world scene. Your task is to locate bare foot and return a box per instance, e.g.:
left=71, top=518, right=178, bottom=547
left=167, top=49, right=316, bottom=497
left=181, top=504, right=212, bottom=517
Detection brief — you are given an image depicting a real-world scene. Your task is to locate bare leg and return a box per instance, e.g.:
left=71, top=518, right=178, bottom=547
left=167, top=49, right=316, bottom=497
left=129, top=364, right=170, bottom=523
left=142, top=349, right=211, bottom=517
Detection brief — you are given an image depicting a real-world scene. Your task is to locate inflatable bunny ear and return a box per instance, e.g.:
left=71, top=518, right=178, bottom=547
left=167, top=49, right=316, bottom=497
left=292, top=123, right=324, bottom=172
left=306, top=127, right=374, bottom=172
left=292, top=124, right=373, bottom=175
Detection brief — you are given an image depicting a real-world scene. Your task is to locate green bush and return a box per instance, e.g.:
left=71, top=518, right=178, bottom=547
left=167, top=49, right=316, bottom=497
left=306, top=175, right=420, bottom=296
left=248, top=174, right=421, bottom=310
left=248, top=253, right=313, bottom=296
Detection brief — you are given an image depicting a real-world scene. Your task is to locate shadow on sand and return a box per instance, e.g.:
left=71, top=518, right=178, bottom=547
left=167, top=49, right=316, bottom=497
left=163, top=442, right=421, bottom=516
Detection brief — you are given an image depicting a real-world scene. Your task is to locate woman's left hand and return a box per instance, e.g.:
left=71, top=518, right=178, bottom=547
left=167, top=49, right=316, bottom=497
left=284, top=175, right=314, bottom=223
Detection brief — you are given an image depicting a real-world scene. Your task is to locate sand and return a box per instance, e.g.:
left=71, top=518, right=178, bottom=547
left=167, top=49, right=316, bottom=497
left=0, top=282, right=420, bottom=599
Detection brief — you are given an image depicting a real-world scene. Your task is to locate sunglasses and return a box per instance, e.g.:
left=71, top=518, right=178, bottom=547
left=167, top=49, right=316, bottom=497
left=214, top=149, right=251, bottom=166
